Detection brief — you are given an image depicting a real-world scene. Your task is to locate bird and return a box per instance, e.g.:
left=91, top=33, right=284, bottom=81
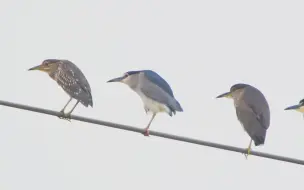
left=216, top=83, right=270, bottom=158
left=284, top=99, right=304, bottom=116
left=28, top=59, right=93, bottom=120
left=107, top=70, right=183, bottom=136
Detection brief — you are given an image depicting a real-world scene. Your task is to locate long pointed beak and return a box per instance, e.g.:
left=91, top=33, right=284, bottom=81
left=216, top=91, right=232, bottom=99
left=284, top=104, right=301, bottom=111
left=107, top=76, right=126, bottom=83
left=28, top=65, right=42, bottom=71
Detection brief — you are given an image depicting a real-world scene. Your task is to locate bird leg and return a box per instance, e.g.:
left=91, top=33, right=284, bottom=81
left=143, top=113, right=156, bottom=136
left=144, top=106, right=149, bottom=114
left=58, top=97, right=73, bottom=120
left=63, top=100, right=80, bottom=121
left=244, top=139, right=252, bottom=159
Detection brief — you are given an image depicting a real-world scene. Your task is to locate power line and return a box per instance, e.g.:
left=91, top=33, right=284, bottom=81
left=0, top=100, right=303, bottom=166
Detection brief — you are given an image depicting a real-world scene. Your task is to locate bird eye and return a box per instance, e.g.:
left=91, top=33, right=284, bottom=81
left=124, top=73, right=129, bottom=77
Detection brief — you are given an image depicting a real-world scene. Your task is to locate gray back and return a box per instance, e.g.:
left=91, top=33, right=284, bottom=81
left=139, top=72, right=183, bottom=113
left=142, top=70, right=174, bottom=98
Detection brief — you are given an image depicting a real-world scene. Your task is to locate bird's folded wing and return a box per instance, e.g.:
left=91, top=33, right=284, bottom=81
left=143, top=70, right=174, bottom=98
left=59, top=60, right=92, bottom=95
left=140, top=79, right=179, bottom=112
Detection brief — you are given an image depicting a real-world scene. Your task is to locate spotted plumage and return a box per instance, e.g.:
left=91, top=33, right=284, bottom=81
left=53, top=60, right=93, bottom=107
left=29, top=59, right=93, bottom=120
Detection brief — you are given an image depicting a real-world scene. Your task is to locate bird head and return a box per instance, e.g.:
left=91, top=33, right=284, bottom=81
left=28, top=59, right=60, bottom=74
left=216, top=83, right=248, bottom=99
left=284, top=98, right=304, bottom=113
left=107, top=71, right=141, bottom=87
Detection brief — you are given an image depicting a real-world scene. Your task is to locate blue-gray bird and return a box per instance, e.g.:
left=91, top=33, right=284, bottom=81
left=216, top=83, right=271, bottom=158
left=284, top=99, right=304, bottom=115
left=28, top=59, right=93, bottom=120
left=107, top=70, right=183, bottom=136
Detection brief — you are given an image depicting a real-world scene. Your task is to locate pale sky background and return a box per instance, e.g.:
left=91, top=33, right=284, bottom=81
left=0, top=0, right=303, bottom=189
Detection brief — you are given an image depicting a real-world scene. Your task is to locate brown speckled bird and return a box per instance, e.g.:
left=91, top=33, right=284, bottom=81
left=29, top=59, right=93, bottom=120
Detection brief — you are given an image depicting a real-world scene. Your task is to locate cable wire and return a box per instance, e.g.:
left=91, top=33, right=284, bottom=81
left=0, top=100, right=303, bottom=166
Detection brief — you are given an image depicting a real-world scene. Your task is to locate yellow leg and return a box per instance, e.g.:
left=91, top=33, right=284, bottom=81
left=244, top=139, right=252, bottom=159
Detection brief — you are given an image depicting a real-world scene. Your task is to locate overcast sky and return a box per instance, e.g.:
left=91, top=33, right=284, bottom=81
left=0, top=0, right=303, bottom=189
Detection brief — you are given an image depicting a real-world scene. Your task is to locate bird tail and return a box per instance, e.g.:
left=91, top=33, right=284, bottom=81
left=173, top=99, right=183, bottom=112
left=88, top=99, right=93, bottom=107
left=253, top=133, right=266, bottom=146
left=81, top=93, right=93, bottom=107
left=167, top=99, right=183, bottom=116
left=252, top=126, right=267, bottom=146
left=238, top=111, right=267, bottom=146
left=88, top=92, right=93, bottom=107
left=88, top=98, right=93, bottom=107
left=81, top=100, right=93, bottom=107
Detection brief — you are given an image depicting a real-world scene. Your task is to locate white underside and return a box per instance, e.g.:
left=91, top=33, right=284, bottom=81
left=137, top=91, right=170, bottom=114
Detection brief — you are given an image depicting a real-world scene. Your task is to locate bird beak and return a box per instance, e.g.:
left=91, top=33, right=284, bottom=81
left=216, top=92, right=232, bottom=99
left=284, top=104, right=302, bottom=111
left=28, top=65, right=43, bottom=71
left=107, top=76, right=126, bottom=83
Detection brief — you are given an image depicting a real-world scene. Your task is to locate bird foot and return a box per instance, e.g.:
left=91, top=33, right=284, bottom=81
left=143, top=130, right=150, bottom=137
left=58, top=110, right=71, bottom=122
left=144, top=107, right=149, bottom=115
left=243, top=148, right=251, bottom=160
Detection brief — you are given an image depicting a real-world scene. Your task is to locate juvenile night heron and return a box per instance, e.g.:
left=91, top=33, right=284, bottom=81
left=28, top=59, right=93, bottom=120
left=284, top=99, right=304, bottom=115
left=107, top=70, right=183, bottom=136
left=216, top=83, right=270, bottom=158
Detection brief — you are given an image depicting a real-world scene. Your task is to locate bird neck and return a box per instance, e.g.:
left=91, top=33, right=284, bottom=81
left=128, top=83, right=138, bottom=89
left=48, top=70, right=57, bottom=80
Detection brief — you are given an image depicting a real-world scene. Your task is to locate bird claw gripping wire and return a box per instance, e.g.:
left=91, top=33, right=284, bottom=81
left=58, top=110, right=72, bottom=122
left=243, top=149, right=250, bottom=160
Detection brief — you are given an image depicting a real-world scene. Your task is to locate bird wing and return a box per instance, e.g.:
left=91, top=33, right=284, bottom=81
left=143, top=70, right=174, bottom=98
left=234, top=86, right=270, bottom=145
left=56, top=60, right=93, bottom=106
left=242, top=86, right=270, bottom=130
left=140, top=75, right=183, bottom=112
left=60, top=60, right=92, bottom=94
left=235, top=106, right=267, bottom=145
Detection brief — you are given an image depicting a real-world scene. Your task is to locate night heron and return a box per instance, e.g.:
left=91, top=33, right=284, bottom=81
left=284, top=99, right=304, bottom=115
left=216, top=83, right=270, bottom=158
left=28, top=59, right=93, bottom=120
left=107, top=70, right=183, bottom=136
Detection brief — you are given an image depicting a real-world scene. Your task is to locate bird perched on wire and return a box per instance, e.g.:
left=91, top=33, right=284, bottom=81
left=284, top=99, right=304, bottom=116
left=216, top=83, right=270, bottom=158
left=107, top=70, right=183, bottom=136
left=28, top=59, right=93, bottom=120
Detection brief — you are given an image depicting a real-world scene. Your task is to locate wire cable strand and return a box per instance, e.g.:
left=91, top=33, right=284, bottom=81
left=0, top=99, right=303, bottom=165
